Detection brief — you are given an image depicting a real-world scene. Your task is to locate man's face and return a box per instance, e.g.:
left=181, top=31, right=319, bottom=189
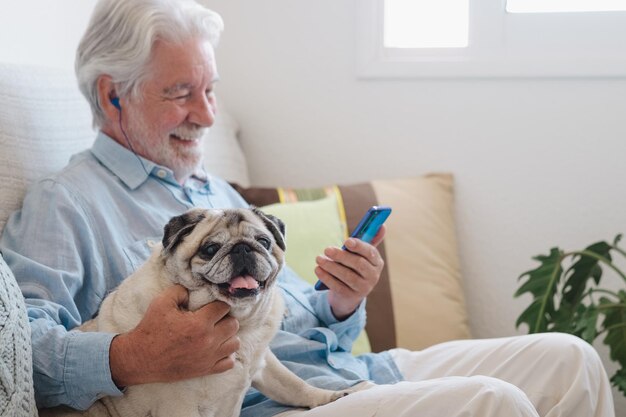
left=123, top=37, right=219, bottom=183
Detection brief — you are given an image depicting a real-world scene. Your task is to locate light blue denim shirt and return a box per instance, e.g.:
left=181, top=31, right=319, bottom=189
left=0, top=132, right=402, bottom=415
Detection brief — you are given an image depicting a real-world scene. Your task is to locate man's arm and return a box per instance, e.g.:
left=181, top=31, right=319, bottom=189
left=1, top=180, right=125, bottom=409
left=29, top=317, right=121, bottom=409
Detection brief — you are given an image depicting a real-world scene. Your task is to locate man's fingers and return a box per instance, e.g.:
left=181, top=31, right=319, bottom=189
left=218, top=335, right=241, bottom=356
left=211, top=355, right=237, bottom=374
left=315, top=265, right=351, bottom=292
left=209, top=336, right=240, bottom=374
left=216, top=314, right=240, bottom=338
left=369, top=224, right=387, bottom=247
left=196, top=301, right=236, bottom=326
left=316, top=257, right=360, bottom=290
left=159, top=284, right=189, bottom=309
left=326, top=243, right=381, bottom=269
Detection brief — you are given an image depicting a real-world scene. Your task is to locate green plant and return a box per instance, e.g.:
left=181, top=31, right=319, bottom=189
left=515, top=235, right=626, bottom=396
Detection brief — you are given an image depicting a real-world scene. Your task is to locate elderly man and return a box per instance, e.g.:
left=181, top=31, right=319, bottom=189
left=0, top=0, right=615, bottom=416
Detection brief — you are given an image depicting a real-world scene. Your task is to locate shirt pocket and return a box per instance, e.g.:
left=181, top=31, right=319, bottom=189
left=121, top=237, right=160, bottom=274
left=280, top=288, right=322, bottom=334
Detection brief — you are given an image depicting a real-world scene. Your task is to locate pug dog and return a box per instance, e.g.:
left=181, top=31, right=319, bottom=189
left=45, top=207, right=358, bottom=417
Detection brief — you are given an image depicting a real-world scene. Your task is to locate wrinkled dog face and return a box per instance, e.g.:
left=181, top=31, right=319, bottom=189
left=160, top=208, right=286, bottom=312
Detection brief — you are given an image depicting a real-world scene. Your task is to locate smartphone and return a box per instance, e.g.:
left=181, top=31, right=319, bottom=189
left=314, top=205, right=392, bottom=291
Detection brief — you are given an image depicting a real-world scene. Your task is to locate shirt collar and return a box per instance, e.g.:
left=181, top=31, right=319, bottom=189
left=90, top=131, right=211, bottom=191
left=91, top=132, right=157, bottom=189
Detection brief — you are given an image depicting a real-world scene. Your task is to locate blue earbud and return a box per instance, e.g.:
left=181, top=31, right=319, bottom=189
left=110, top=97, right=121, bottom=110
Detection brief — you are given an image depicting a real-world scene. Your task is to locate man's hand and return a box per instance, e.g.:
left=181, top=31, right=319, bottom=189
left=109, top=284, right=240, bottom=387
left=314, top=226, right=386, bottom=320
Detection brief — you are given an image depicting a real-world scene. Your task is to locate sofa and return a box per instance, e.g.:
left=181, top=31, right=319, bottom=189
left=0, top=62, right=470, bottom=415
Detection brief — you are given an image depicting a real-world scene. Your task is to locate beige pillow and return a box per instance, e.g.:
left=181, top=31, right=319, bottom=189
left=232, top=173, right=471, bottom=352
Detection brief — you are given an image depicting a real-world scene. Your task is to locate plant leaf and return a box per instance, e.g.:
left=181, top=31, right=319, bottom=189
left=515, top=248, right=563, bottom=333
left=550, top=302, right=579, bottom=334
left=562, top=241, right=612, bottom=306
left=575, top=304, right=599, bottom=343
left=611, top=367, right=626, bottom=398
left=601, top=292, right=626, bottom=369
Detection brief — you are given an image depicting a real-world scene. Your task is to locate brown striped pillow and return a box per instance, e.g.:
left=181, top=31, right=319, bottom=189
left=231, top=173, right=470, bottom=352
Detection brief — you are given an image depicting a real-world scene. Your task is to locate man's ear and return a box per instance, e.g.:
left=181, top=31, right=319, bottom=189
left=97, top=75, right=120, bottom=119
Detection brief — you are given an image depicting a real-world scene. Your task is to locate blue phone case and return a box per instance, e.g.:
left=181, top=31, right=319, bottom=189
left=314, top=206, right=392, bottom=290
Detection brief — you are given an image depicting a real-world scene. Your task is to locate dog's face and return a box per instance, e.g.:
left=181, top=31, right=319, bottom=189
left=159, top=207, right=286, bottom=312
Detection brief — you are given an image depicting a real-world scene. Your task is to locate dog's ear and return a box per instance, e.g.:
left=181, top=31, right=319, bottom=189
left=162, top=209, right=206, bottom=256
left=252, top=207, right=286, bottom=251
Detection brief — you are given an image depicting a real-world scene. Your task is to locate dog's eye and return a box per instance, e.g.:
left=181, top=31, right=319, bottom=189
left=256, top=237, right=271, bottom=249
left=200, top=243, right=221, bottom=258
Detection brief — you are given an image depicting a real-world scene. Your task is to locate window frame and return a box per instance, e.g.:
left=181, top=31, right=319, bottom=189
left=356, top=0, right=626, bottom=78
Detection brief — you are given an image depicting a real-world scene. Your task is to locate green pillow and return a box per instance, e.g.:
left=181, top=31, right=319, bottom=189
left=261, top=194, right=372, bottom=355
left=261, top=195, right=344, bottom=284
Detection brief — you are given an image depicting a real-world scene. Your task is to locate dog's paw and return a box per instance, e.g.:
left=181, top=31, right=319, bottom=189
left=329, top=390, right=350, bottom=402
left=329, top=381, right=377, bottom=403
left=300, top=381, right=377, bottom=409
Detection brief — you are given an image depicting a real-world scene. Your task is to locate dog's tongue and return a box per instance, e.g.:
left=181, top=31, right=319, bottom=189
left=230, top=275, right=259, bottom=290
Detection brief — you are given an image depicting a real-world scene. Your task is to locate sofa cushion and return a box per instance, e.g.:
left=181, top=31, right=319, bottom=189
left=232, top=173, right=471, bottom=352
left=0, top=62, right=249, bottom=236
left=0, top=254, right=37, bottom=416
left=204, top=105, right=250, bottom=188
left=0, top=63, right=95, bottom=236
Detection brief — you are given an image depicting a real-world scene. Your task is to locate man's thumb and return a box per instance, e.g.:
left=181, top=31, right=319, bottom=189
left=161, top=284, right=189, bottom=309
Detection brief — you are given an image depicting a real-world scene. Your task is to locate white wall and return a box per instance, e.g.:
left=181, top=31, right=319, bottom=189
left=2, top=0, right=626, bottom=413
left=0, top=1, right=95, bottom=69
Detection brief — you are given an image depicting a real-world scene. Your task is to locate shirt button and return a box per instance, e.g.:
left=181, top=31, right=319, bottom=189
left=156, top=170, right=167, bottom=178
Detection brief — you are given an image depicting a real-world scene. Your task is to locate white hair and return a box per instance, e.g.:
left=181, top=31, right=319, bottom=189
left=75, top=0, right=224, bottom=128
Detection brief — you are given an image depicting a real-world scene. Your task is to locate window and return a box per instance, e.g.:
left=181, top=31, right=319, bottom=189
left=507, top=0, right=626, bottom=13
left=384, top=0, right=469, bottom=48
left=356, top=0, right=626, bottom=78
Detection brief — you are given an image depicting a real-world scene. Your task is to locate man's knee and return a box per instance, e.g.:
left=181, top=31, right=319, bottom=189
left=278, top=378, right=539, bottom=417
left=459, top=376, right=538, bottom=415
left=527, top=332, right=604, bottom=372
left=386, top=377, right=538, bottom=417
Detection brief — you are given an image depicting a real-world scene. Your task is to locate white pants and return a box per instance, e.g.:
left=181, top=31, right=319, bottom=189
left=276, top=333, right=615, bottom=417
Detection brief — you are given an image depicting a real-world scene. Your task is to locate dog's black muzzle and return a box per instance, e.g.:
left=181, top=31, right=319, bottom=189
left=229, top=243, right=261, bottom=275
left=216, top=243, right=267, bottom=298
